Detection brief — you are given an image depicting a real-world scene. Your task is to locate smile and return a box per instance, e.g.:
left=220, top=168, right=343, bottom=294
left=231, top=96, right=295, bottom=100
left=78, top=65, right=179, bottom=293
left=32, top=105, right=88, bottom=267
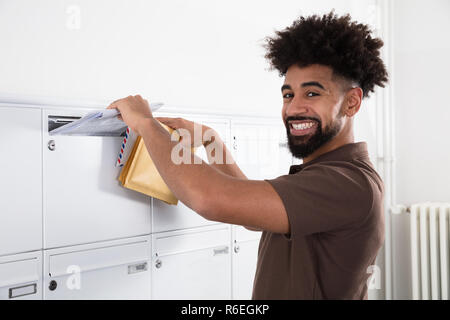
left=289, top=120, right=318, bottom=136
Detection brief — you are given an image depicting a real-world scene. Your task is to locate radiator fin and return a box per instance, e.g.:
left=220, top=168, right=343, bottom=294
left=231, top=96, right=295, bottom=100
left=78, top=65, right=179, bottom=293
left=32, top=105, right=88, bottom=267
left=410, top=202, right=450, bottom=300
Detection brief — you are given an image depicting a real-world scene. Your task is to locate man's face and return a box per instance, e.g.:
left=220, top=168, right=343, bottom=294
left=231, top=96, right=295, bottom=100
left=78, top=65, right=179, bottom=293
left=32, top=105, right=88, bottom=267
left=281, top=64, right=346, bottom=159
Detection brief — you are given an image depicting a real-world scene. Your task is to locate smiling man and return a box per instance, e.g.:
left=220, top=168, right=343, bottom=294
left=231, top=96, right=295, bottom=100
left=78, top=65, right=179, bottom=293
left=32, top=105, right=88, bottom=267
left=108, top=11, right=388, bottom=299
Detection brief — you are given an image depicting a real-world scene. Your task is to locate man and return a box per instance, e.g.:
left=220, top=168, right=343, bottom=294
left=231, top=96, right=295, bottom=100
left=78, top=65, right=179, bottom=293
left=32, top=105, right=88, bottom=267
left=108, top=11, right=388, bottom=299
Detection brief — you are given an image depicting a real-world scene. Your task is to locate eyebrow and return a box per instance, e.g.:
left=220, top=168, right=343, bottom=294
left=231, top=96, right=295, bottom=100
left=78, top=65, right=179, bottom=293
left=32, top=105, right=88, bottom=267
left=281, top=81, right=326, bottom=92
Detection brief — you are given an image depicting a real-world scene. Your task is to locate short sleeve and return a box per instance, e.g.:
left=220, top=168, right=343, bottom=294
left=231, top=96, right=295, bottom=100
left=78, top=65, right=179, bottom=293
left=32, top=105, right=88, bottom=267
left=265, top=162, right=373, bottom=238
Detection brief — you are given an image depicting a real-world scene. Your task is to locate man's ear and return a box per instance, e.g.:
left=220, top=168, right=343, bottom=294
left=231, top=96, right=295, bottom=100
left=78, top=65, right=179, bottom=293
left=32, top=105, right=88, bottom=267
left=344, top=87, right=363, bottom=117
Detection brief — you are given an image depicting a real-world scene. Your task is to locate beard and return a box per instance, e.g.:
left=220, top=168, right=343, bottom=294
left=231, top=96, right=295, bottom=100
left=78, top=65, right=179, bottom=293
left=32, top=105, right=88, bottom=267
left=285, top=115, right=342, bottom=159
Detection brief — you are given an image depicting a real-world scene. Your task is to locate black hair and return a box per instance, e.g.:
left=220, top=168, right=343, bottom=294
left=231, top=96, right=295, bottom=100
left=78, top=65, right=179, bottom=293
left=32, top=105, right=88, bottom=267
left=264, top=10, right=388, bottom=98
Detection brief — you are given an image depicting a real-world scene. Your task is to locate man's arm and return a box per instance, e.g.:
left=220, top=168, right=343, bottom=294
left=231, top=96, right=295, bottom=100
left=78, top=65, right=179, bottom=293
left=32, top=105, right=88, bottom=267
left=155, top=117, right=247, bottom=179
left=138, top=117, right=289, bottom=234
left=204, top=132, right=261, bottom=232
left=155, top=117, right=261, bottom=232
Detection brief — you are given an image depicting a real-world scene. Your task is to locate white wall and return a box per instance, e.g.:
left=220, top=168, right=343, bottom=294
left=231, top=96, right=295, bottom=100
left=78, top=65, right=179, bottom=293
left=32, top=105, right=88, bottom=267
left=391, top=0, right=450, bottom=299
left=0, top=0, right=377, bottom=116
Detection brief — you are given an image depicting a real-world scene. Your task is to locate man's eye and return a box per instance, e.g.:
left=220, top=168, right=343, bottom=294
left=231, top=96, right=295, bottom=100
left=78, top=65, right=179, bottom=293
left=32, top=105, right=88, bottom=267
left=283, top=93, right=293, bottom=99
left=307, top=92, right=319, bottom=97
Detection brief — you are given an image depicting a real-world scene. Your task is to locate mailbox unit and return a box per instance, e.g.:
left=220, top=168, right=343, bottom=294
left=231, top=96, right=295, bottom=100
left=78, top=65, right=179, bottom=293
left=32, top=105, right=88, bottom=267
left=0, top=102, right=292, bottom=300
left=43, top=235, right=151, bottom=300
left=151, top=225, right=232, bottom=299
left=42, top=108, right=152, bottom=249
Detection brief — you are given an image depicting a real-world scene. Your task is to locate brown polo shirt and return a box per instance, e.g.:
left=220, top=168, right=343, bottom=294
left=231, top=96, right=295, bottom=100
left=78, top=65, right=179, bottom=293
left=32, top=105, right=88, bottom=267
left=252, top=142, right=385, bottom=299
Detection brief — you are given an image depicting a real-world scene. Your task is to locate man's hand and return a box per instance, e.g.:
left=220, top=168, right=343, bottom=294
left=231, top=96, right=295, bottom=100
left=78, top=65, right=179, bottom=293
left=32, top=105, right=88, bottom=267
left=107, top=95, right=153, bottom=136
left=155, top=117, right=215, bottom=148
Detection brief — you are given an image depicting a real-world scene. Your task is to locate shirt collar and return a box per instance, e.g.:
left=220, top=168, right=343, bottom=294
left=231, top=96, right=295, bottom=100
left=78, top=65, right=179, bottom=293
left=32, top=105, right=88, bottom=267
left=288, top=142, right=370, bottom=174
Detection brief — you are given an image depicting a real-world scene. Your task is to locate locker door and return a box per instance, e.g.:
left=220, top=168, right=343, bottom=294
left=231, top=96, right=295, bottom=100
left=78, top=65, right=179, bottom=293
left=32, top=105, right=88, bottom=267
left=231, top=119, right=292, bottom=180
left=151, top=113, right=230, bottom=233
left=43, top=236, right=151, bottom=300
left=0, top=251, right=42, bottom=300
left=151, top=225, right=231, bottom=299
left=232, top=239, right=260, bottom=300
left=0, top=106, right=42, bottom=256
left=231, top=226, right=261, bottom=300
left=42, top=108, right=151, bottom=248
left=231, top=122, right=260, bottom=179
left=261, top=124, right=293, bottom=179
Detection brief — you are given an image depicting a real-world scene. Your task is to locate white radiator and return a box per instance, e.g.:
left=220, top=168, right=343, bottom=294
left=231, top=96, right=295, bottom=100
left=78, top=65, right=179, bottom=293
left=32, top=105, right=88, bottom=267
left=410, top=202, right=450, bottom=300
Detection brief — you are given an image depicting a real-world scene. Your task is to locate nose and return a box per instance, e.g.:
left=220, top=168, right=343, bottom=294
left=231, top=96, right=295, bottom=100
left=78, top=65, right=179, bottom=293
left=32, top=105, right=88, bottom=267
left=285, top=96, right=310, bottom=117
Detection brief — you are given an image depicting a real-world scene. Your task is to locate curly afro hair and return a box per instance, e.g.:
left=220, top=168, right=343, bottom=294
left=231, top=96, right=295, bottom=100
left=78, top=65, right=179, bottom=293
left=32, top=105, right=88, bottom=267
left=264, top=10, right=388, bottom=98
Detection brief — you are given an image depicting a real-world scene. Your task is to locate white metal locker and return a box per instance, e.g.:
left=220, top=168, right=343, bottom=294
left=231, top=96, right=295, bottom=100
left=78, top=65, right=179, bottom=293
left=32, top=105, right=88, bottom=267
left=0, top=106, right=42, bottom=256
left=151, top=225, right=232, bottom=299
left=152, top=200, right=219, bottom=233
left=231, top=119, right=292, bottom=180
left=151, top=112, right=231, bottom=233
left=42, top=108, right=151, bottom=248
left=232, top=240, right=260, bottom=300
left=231, top=122, right=260, bottom=179
left=0, top=251, right=42, bottom=300
left=262, top=124, right=292, bottom=179
left=43, top=236, right=151, bottom=300
left=231, top=226, right=261, bottom=299
left=229, top=120, right=291, bottom=298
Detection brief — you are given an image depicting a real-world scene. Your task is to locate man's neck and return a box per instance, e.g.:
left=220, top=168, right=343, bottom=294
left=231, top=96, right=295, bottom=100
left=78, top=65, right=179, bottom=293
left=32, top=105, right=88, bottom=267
left=302, top=133, right=354, bottom=164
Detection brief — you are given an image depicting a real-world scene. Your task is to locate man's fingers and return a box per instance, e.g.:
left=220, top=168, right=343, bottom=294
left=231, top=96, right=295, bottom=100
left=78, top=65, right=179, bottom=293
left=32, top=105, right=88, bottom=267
left=107, top=97, right=125, bottom=109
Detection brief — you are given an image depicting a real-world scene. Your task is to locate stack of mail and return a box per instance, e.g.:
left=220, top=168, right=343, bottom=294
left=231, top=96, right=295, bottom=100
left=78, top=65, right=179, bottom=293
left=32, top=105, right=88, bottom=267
left=49, top=103, right=163, bottom=136
left=49, top=109, right=129, bottom=136
left=119, top=121, right=179, bottom=205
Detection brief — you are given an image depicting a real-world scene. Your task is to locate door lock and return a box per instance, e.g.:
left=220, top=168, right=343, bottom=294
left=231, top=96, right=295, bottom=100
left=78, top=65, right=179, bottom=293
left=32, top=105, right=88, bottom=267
left=49, top=280, right=57, bottom=291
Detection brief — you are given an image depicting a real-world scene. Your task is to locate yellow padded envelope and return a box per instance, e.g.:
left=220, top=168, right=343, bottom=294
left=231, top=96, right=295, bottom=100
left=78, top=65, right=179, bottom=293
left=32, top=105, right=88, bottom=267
left=119, top=122, right=179, bottom=205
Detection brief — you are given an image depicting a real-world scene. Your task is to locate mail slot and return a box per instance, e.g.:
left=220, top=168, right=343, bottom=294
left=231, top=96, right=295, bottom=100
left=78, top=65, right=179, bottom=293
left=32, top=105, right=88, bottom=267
left=48, top=115, right=82, bottom=132
left=47, top=111, right=127, bottom=137
left=42, top=108, right=151, bottom=249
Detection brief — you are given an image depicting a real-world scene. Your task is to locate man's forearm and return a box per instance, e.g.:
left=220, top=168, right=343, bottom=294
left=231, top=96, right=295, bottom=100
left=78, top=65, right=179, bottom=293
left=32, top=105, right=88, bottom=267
left=137, top=117, right=229, bottom=215
left=135, top=117, right=284, bottom=233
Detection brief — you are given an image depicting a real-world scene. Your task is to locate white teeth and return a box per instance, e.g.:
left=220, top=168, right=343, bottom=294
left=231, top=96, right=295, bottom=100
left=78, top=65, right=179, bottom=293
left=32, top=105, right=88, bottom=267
left=292, top=122, right=314, bottom=130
